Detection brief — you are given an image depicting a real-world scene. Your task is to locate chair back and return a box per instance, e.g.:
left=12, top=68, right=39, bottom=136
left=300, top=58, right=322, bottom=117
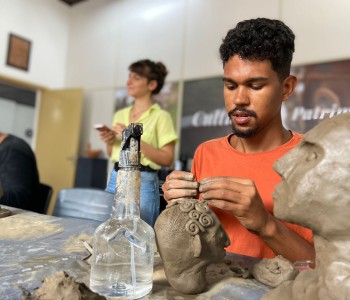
left=37, top=183, right=53, bottom=214
left=53, top=188, right=114, bottom=222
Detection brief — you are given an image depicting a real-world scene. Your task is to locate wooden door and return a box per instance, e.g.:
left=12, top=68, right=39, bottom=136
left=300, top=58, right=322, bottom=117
left=35, top=88, right=83, bottom=214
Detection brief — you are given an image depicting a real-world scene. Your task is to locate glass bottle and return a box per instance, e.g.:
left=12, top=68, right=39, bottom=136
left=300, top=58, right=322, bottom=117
left=90, top=123, right=155, bottom=299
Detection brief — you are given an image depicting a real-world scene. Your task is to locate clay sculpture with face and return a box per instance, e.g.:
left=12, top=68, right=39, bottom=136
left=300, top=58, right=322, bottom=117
left=263, top=113, right=350, bottom=300
left=154, top=199, right=230, bottom=294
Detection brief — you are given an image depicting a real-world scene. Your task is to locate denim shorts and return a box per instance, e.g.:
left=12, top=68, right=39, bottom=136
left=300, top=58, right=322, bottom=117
left=106, top=169, right=160, bottom=227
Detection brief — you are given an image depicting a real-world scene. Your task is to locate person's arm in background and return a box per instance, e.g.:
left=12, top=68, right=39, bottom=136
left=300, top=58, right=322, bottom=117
left=100, top=110, right=177, bottom=167
left=98, top=122, right=123, bottom=157
left=99, top=128, right=117, bottom=157
left=141, top=110, right=177, bottom=167
left=114, top=122, right=176, bottom=167
left=97, top=108, right=125, bottom=158
left=141, top=141, right=175, bottom=168
left=98, top=122, right=175, bottom=166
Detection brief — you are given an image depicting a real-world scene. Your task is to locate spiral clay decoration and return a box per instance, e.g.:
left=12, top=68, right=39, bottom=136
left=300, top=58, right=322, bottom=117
left=185, top=219, right=204, bottom=235
left=199, top=213, right=213, bottom=227
left=178, top=200, right=214, bottom=236
left=189, top=210, right=201, bottom=220
left=195, top=202, right=210, bottom=213
left=179, top=200, right=196, bottom=212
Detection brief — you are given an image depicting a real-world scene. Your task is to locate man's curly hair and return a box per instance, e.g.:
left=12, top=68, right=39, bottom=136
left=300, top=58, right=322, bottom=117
left=219, top=18, right=295, bottom=81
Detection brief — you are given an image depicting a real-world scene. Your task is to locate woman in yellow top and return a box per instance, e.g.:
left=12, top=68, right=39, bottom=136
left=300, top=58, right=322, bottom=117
left=99, top=59, right=178, bottom=227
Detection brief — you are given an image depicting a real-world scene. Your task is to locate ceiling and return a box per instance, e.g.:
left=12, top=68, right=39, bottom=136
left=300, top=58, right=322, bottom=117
left=59, top=0, right=88, bottom=6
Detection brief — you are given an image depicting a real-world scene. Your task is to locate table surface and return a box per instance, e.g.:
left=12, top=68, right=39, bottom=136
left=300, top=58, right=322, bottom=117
left=0, top=207, right=270, bottom=300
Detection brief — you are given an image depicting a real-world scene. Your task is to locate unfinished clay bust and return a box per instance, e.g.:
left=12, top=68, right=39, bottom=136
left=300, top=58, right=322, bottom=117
left=154, top=199, right=230, bottom=294
left=263, top=113, right=350, bottom=299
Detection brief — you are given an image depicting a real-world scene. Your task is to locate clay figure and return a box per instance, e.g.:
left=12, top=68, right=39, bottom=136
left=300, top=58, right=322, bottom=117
left=263, top=113, right=350, bottom=299
left=154, top=199, right=230, bottom=294
left=252, top=255, right=299, bottom=287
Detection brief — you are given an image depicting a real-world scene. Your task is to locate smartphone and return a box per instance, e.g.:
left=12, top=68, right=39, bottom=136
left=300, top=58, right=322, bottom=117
left=94, top=124, right=111, bottom=132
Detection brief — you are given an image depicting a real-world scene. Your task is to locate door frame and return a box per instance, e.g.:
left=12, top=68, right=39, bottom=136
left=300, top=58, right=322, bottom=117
left=0, top=75, right=83, bottom=214
left=0, top=75, right=44, bottom=149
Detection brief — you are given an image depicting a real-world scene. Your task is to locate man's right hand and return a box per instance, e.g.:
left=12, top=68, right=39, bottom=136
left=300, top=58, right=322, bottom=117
left=162, top=171, right=199, bottom=203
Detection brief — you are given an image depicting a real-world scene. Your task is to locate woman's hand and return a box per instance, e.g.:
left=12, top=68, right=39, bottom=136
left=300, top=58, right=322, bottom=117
left=112, top=123, right=126, bottom=140
left=99, top=128, right=116, bottom=145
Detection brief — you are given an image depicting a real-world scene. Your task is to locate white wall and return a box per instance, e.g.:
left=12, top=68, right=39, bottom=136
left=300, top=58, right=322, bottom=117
left=65, top=0, right=350, bottom=87
left=65, top=0, right=282, bottom=88
left=1, top=0, right=350, bottom=158
left=64, top=0, right=350, bottom=158
left=0, top=0, right=71, bottom=88
left=183, top=0, right=280, bottom=79
left=282, top=0, right=350, bottom=65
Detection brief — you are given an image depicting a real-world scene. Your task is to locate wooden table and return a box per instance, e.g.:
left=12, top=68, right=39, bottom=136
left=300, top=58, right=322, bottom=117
left=0, top=207, right=270, bottom=299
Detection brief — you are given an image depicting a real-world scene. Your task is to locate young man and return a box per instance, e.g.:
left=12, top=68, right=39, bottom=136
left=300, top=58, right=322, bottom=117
left=162, top=18, right=315, bottom=263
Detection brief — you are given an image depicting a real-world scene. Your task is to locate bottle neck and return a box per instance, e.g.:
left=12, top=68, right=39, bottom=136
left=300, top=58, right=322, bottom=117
left=112, top=168, right=141, bottom=220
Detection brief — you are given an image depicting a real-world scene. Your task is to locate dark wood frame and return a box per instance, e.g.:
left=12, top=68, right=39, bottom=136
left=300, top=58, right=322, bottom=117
left=6, top=33, right=31, bottom=71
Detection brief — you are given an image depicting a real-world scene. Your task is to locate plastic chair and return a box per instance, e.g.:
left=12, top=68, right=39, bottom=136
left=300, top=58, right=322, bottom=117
left=37, top=182, right=53, bottom=214
left=53, top=188, right=114, bottom=222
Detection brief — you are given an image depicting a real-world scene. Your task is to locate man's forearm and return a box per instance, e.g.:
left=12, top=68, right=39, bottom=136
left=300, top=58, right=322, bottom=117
left=260, top=214, right=315, bottom=265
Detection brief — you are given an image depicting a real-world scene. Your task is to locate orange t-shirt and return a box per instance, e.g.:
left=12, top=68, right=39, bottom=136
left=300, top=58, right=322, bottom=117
left=191, top=132, right=313, bottom=259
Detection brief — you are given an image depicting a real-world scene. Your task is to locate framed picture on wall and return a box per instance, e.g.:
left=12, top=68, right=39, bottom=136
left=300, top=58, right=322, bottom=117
left=6, top=33, right=31, bottom=71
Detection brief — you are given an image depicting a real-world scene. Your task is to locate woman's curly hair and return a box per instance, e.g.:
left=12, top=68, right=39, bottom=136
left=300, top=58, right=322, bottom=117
left=219, top=18, right=295, bottom=81
left=129, top=59, right=168, bottom=95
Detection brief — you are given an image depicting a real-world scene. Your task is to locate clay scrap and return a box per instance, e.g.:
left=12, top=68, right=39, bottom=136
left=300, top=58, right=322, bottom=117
left=227, top=260, right=252, bottom=279
left=0, top=205, right=11, bottom=218
left=22, top=270, right=105, bottom=300
left=252, top=255, right=299, bottom=287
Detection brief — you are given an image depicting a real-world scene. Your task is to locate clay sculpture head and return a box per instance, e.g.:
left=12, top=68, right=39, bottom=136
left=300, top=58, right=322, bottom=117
left=264, top=113, right=350, bottom=300
left=273, top=112, right=350, bottom=238
left=154, top=199, right=230, bottom=294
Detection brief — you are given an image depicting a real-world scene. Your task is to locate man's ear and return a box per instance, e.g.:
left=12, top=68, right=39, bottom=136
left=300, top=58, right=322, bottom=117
left=192, top=235, right=202, bottom=258
left=282, top=75, right=297, bottom=102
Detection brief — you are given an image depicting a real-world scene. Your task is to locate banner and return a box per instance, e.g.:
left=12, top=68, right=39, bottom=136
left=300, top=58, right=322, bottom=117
left=180, top=60, right=350, bottom=162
